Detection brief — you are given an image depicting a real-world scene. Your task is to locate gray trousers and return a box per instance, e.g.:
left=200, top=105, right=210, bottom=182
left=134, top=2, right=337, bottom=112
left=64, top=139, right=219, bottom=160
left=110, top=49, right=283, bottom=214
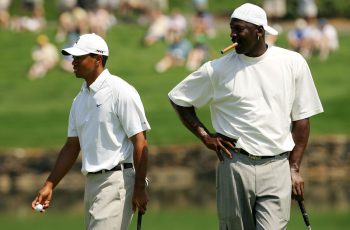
left=84, top=168, right=135, bottom=230
left=216, top=151, right=291, bottom=230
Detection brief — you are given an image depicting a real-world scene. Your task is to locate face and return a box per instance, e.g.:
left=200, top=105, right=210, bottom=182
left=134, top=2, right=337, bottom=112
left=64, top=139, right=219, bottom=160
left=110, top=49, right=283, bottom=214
left=230, top=19, right=262, bottom=57
left=72, top=54, right=97, bottom=79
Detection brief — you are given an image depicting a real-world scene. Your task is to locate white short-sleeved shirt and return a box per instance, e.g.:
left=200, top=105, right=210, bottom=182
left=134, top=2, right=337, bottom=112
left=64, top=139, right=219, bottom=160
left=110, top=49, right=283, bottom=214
left=169, top=45, right=323, bottom=156
left=68, top=69, right=150, bottom=175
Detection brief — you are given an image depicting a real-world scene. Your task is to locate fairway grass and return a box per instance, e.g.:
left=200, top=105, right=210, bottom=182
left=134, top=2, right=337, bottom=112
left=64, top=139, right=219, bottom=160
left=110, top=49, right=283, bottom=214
left=1, top=207, right=349, bottom=230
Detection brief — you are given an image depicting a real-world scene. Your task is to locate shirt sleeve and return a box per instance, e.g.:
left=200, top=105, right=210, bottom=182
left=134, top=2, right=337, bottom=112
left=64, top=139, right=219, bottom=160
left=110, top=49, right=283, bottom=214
left=115, top=86, right=151, bottom=138
left=67, top=98, right=78, bottom=137
left=168, top=62, right=214, bottom=108
left=291, top=56, right=324, bottom=121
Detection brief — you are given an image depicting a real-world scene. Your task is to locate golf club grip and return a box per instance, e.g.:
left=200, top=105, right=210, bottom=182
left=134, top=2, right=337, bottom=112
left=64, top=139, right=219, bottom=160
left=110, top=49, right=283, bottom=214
left=137, top=210, right=143, bottom=230
left=298, top=201, right=311, bottom=228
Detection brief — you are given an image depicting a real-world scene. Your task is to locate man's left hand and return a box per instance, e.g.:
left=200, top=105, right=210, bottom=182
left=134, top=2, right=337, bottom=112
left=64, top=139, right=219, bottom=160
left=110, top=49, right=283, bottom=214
left=291, top=169, right=304, bottom=201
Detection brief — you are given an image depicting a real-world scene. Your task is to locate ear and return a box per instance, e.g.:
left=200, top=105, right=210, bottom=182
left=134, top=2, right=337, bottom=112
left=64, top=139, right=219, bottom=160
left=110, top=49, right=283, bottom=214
left=257, top=26, right=264, bottom=36
left=95, top=55, right=102, bottom=65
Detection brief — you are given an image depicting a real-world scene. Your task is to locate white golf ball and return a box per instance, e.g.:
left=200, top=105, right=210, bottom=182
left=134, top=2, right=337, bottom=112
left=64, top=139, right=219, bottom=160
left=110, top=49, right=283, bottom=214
left=34, top=204, right=44, bottom=212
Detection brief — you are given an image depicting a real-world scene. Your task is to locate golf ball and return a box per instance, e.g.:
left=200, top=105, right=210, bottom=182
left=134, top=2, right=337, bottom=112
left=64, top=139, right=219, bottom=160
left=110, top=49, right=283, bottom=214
left=34, top=204, right=44, bottom=212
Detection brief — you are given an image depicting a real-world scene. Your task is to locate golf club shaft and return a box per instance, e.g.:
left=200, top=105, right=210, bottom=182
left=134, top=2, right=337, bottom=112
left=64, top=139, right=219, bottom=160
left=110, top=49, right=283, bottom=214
left=298, top=200, right=311, bottom=229
left=137, top=210, right=143, bottom=230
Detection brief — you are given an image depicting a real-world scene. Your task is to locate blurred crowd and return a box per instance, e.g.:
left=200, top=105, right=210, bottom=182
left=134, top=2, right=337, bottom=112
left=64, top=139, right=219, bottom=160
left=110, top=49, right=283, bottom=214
left=264, top=0, right=339, bottom=61
left=287, top=17, right=339, bottom=61
left=0, top=0, right=340, bottom=79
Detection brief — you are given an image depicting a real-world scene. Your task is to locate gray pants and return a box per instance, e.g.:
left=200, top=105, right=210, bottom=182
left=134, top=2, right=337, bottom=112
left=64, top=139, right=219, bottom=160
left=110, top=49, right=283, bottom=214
left=84, top=168, right=135, bottom=230
left=216, top=151, right=291, bottom=230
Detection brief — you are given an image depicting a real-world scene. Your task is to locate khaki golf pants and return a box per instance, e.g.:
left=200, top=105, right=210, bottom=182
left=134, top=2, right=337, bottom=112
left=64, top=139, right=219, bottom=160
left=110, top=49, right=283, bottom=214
left=84, top=168, right=135, bottom=230
left=217, top=151, right=291, bottom=230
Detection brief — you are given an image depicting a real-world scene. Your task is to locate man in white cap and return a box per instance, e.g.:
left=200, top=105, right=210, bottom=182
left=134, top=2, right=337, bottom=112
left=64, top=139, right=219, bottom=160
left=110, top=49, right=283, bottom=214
left=168, top=3, right=323, bottom=229
left=31, top=33, right=151, bottom=230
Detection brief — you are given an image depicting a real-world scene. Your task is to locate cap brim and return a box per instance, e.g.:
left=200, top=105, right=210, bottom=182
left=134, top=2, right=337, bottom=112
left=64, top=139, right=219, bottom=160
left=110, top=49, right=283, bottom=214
left=61, top=47, right=89, bottom=56
left=264, top=25, right=278, bottom=36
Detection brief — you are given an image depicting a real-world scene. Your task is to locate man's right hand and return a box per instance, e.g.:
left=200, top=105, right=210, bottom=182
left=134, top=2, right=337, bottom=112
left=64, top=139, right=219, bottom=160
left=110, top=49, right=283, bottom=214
left=202, top=134, right=235, bottom=161
left=31, top=182, right=54, bottom=212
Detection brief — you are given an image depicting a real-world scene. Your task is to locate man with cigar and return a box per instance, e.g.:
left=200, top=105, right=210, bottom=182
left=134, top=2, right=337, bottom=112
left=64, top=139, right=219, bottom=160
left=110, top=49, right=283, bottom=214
left=168, top=3, right=323, bottom=230
left=32, top=33, right=150, bottom=230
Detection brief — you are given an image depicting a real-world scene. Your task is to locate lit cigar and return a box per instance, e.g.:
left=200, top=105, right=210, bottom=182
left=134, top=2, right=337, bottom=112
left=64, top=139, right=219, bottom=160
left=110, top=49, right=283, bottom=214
left=220, top=42, right=238, bottom=54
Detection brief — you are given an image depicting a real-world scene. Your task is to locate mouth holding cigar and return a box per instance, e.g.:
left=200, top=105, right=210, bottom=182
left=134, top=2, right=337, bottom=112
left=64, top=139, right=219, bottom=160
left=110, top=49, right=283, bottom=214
left=220, top=42, right=238, bottom=54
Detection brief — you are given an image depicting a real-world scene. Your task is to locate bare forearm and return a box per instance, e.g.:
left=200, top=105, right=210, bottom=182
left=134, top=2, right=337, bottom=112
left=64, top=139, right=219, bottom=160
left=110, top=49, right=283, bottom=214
left=289, top=118, right=310, bottom=172
left=169, top=99, right=234, bottom=161
left=46, top=138, right=80, bottom=189
left=170, top=99, right=210, bottom=141
left=131, top=132, right=148, bottom=189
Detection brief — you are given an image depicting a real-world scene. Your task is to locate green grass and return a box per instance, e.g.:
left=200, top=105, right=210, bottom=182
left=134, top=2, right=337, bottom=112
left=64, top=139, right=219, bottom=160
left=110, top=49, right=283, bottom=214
left=0, top=21, right=349, bottom=148
left=1, top=207, right=349, bottom=230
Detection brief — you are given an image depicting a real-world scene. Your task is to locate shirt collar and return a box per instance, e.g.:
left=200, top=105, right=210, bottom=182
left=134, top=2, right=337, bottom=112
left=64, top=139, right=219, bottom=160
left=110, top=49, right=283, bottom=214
left=81, top=69, right=110, bottom=93
left=238, top=44, right=271, bottom=63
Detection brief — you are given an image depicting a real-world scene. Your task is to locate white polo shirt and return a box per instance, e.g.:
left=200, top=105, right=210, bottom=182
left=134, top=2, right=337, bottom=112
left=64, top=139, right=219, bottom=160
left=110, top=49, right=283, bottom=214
left=169, top=45, right=323, bottom=156
left=68, top=69, right=150, bottom=175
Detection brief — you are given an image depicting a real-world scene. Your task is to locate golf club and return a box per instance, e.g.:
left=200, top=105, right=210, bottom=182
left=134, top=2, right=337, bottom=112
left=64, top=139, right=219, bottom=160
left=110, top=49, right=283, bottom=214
left=137, top=210, right=143, bottom=230
left=298, top=200, right=312, bottom=230
left=136, top=178, right=149, bottom=230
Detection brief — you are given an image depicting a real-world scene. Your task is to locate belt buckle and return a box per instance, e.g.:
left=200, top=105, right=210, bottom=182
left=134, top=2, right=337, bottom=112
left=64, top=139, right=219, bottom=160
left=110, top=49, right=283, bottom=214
left=248, top=154, right=262, bottom=160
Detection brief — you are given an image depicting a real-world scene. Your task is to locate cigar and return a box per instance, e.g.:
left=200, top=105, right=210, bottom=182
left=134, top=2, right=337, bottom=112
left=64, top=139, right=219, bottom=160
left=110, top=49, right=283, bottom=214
left=220, top=42, right=238, bottom=54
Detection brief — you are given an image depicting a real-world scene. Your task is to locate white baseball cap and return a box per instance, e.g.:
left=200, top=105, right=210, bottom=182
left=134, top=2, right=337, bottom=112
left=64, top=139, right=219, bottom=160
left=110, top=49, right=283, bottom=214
left=62, top=33, right=109, bottom=56
left=231, top=3, right=278, bottom=36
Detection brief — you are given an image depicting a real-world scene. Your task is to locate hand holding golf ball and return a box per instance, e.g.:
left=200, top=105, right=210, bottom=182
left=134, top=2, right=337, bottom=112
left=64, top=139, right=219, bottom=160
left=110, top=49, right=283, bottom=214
left=34, top=203, right=44, bottom=212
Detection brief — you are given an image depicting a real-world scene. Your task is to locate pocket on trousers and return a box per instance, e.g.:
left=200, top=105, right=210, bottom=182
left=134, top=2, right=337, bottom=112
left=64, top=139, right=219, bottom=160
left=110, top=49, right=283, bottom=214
left=273, top=158, right=292, bottom=221
left=216, top=159, right=240, bottom=219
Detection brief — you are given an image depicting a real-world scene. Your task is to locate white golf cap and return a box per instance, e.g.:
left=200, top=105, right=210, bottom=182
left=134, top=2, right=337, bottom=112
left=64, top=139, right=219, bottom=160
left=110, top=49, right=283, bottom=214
left=231, top=3, right=278, bottom=36
left=62, top=33, right=109, bottom=56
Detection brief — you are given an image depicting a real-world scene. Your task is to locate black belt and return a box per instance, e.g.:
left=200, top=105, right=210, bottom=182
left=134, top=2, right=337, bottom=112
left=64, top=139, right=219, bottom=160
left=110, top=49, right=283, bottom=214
left=216, top=133, right=288, bottom=160
left=89, top=163, right=133, bottom=174
left=236, top=148, right=288, bottom=160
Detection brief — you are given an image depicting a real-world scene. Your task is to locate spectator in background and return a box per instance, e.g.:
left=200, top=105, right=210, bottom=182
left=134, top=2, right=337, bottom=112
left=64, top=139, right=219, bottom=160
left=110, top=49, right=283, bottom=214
left=28, top=34, right=59, bottom=80
left=57, top=0, right=77, bottom=13
left=142, top=8, right=170, bottom=46
left=10, top=0, right=46, bottom=32
left=168, top=8, right=187, bottom=35
left=143, top=0, right=168, bottom=12
left=186, top=10, right=210, bottom=71
left=194, top=9, right=216, bottom=39
left=155, top=28, right=192, bottom=73
left=317, top=18, right=339, bottom=61
left=97, top=0, right=120, bottom=12
left=0, top=0, right=11, bottom=28
left=149, top=8, right=190, bottom=72
left=55, top=6, right=89, bottom=42
left=287, top=18, right=319, bottom=59
left=287, top=18, right=307, bottom=52
left=263, top=0, right=286, bottom=21
left=297, top=0, right=317, bottom=22
left=192, top=0, right=208, bottom=12
left=88, top=5, right=117, bottom=37
left=55, top=9, right=77, bottom=42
